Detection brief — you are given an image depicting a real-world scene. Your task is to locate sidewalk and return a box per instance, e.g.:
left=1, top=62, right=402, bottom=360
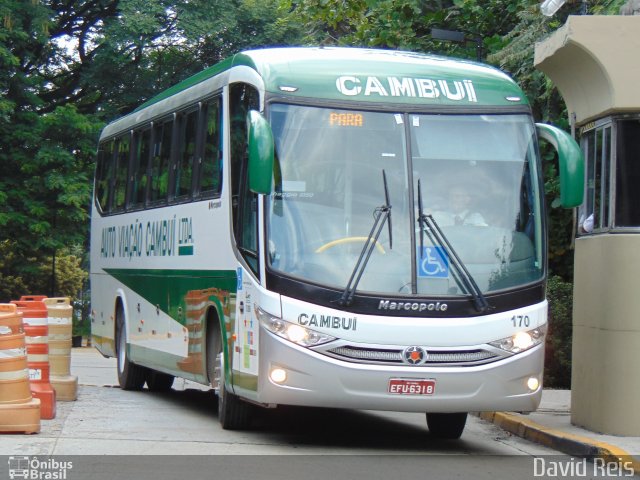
left=478, top=390, right=640, bottom=470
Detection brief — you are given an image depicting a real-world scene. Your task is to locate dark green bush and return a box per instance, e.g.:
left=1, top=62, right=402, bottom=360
left=544, top=275, right=573, bottom=388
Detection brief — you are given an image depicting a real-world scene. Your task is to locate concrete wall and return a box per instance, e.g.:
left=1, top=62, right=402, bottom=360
left=535, top=16, right=640, bottom=125
left=572, top=235, right=640, bottom=435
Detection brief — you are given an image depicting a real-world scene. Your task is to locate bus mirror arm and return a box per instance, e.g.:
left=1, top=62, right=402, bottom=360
left=535, top=123, right=584, bottom=209
left=247, top=110, right=275, bottom=195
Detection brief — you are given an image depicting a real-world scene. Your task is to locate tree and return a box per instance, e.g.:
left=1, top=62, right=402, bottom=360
left=0, top=0, right=303, bottom=299
left=0, top=1, right=95, bottom=299
left=39, top=245, right=88, bottom=299
left=288, top=0, right=522, bottom=60
left=0, top=240, right=29, bottom=302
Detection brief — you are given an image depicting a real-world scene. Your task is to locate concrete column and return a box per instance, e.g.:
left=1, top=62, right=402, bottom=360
left=572, top=235, right=640, bottom=435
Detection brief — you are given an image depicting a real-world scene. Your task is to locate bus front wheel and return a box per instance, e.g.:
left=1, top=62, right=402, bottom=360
left=426, top=412, right=467, bottom=439
left=116, top=304, right=146, bottom=391
left=207, top=322, right=251, bottom=430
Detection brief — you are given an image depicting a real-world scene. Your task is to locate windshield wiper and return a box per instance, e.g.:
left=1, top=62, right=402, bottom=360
left=339, top=170, right=392, bottom=306
left=416, top=179, right=490, bottom=313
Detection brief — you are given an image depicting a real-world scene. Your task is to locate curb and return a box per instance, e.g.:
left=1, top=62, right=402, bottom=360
left=478, top=411, right=640, bottom=471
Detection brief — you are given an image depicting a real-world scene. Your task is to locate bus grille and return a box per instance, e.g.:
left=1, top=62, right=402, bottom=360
left=323, top=345, right=500, bottom=367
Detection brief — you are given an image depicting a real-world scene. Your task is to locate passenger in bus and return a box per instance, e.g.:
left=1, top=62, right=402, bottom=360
left=579, top=212, right=594, bottom=234
left=432, top=184, right=487, bottom=227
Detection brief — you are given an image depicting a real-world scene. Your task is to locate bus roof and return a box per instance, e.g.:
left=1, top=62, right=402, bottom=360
left=100, top=47, right=529, bottom=141
left=138, top=47, right=528, bottom=111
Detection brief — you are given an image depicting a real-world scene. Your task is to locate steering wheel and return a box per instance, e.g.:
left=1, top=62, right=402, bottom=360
left=315, top=236, right=386, bottom=254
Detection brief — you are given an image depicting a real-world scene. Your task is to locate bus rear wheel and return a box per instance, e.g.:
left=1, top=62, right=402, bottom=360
left=426, top=412, right=467, bottom=439
left=116, top=304, right=146, bottom=391
left=207, top=321, right=251, bottom=430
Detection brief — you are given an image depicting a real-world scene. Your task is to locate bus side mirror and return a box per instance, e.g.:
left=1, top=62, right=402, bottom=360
left=536, top=123, right=584, bottom=208
left=247, top=110, right=274, bottom=195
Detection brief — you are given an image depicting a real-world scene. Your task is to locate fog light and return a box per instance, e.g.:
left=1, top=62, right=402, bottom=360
left=270, top=368, right=287, bottom=384
left=527, top=376, right=540, bottom=391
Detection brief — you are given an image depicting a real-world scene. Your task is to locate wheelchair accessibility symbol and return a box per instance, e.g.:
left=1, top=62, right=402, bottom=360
left=418, top=246, right=449, bottom=278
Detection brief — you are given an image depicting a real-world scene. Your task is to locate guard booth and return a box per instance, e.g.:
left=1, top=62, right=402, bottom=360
left=535, top=15, right=640, bottom=435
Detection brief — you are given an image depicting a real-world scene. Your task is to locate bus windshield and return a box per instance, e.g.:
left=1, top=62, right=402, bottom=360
left=266, top=103, right=543, bottom=297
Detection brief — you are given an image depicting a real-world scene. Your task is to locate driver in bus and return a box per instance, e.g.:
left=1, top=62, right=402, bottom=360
left=432, top=183, right=487, bottom=227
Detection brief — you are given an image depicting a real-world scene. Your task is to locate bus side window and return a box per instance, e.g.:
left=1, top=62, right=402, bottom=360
left=113, top=133, right=131, bottom=213
left=199, top=97, right=222, bottom=198
left=174, top=109, right=198, bottom=200
left=95, top=139, right=115, bottom=213
left=150, top=118, right=173, bottom=204
left=129, top=128, right=151, bottom=210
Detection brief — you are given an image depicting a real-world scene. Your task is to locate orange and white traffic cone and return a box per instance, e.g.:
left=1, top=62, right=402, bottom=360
left=0, top=304, right=41, bottom=433
left=12, top=298, right=57, bottom=420
left=43, top=297, right=78, bottom=401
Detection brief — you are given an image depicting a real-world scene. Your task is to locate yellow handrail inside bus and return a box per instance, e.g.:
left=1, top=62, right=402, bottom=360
left=315, top=237, right=386, bottom=254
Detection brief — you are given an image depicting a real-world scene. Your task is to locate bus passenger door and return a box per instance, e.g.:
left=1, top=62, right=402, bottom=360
left=233, top=267, right=260, bottom=381
left=228, top=82, right=261, bottom=393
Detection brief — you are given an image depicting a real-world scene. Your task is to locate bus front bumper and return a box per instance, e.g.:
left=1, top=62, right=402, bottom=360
left=251, top=330, right=543, bottom=413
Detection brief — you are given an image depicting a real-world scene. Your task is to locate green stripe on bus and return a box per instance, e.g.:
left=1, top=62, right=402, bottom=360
left=104, top=268, right=237, bottom=320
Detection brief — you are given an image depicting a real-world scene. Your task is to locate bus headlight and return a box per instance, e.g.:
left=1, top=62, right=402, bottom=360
left=256, top=306, right=336, bottom=347
left=489, top=325, right=546, bottom=354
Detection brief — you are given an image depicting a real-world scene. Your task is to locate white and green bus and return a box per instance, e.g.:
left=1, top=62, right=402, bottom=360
left=90, top=47, right=583, bottom=438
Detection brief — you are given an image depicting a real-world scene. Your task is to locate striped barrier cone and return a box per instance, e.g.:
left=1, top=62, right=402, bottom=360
left=19, top=295, right=48, bottom=302
left=12, top=298, right=57, bottom=419
left=43, top=297, right=78, bottom=401
left=0, top=304, right=41, bottom=434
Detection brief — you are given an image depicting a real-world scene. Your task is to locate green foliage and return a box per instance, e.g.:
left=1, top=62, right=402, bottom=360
left=0, top=0, right=304, bottom=299
left=72, top=314, right=91, bottom=338
left=288, top=0, right=526, bottom=60
left=84, top=0, right=304, bottom=116
left=0, top=240, right=29, bottom=303
left=0, top=104, right=101, bottom=266
left=40, top=246, right=88, bottom=300
left=544, top=275, right=573, bottom=388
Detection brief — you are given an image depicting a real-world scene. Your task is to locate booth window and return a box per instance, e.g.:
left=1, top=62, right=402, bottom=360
left=579, top=122, right=611, bottom=233
left=615, top=119, right=640, bottom=227
left=579, top=117, right=640, bottom=234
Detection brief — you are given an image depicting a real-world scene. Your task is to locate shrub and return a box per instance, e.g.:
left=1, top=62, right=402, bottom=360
left=544, top=275, right=573, bottom=388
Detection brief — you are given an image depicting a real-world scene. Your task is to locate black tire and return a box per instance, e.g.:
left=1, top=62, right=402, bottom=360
left=116, top=304, right=147, bottom=391
left=207, top=319, right=251, bottom=430
left=426, top=412, right=467, bottom=439
left=146, top=370, right=174, bottom=392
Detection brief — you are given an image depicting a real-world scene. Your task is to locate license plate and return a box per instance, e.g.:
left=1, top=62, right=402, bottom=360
left=388, top=378, right=435, bottom=395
